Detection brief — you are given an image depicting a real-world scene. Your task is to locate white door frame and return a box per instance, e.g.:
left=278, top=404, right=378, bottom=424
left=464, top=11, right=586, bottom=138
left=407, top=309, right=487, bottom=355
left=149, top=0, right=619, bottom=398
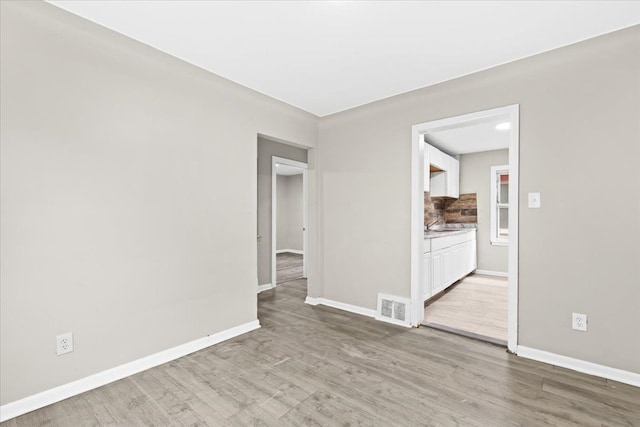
left=271, top=156, right=308, bottom=287
left=410, top=104, right=520, bottom=353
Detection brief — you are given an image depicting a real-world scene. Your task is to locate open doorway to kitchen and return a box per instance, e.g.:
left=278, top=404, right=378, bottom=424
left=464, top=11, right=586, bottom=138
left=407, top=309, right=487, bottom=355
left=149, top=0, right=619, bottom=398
left=256, top=136, right=308, bottom=294
left=411, top=105, right=519, bottom=352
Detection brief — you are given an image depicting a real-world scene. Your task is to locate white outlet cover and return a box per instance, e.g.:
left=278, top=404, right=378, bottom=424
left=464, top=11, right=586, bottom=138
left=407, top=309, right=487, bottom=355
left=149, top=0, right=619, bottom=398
left=528, top=192, right=541, bottom=208
left=572, top=313, right=587, bottom=332
left=56, top=332, right=74, bottom=355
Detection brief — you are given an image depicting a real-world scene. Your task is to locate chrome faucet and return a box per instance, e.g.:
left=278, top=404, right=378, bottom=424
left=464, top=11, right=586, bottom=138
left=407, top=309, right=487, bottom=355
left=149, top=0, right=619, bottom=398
left=426, top=219, right=439, bottom=230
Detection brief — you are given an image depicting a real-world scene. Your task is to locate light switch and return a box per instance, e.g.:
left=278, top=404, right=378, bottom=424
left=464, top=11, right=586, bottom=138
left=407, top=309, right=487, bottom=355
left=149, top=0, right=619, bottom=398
left=528, top=192, right=541, bottom=208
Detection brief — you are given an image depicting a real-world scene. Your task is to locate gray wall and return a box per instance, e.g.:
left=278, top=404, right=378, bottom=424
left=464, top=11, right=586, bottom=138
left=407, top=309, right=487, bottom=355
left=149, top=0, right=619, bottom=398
left=257, top=138, right=307, bottom=285
left=277, top=174, right=304, bottom=251
left=0, top=2, right=317, bottom=405
left=316, top=26, right=640, bottom=373
left=459, top=149, right=509, bottom=273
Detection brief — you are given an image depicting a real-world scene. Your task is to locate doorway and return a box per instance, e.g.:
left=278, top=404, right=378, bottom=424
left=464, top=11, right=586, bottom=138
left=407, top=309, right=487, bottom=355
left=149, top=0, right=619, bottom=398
left=256, top=136, right=309, bottom=295
left=272, top=157, right=308, bottom=286
left=411, top=105, right=519, bottom=353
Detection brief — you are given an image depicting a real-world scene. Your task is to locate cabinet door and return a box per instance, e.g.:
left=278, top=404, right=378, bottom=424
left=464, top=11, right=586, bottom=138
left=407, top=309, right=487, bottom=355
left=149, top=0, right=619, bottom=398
left=422, top=252, right=432, bottom=300
left=470, top=238, right=477, bottom=271
left=447, top=158, right=460, bottom=198
left=430, top=171, right=446, bottom=197
left=460, top=241, right=472, bottom=276
left=443, top=249, right=454, bottom=288
left=450, top=244, right=464, bottom=284
left=431, top=250, right=444, bottom=294
left=429, top=146, right=446, bottom=169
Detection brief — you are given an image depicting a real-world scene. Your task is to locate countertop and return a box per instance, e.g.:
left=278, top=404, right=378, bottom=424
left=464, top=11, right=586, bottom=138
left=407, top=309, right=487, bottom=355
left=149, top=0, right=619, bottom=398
left=424, top=228, right=476, bottom=239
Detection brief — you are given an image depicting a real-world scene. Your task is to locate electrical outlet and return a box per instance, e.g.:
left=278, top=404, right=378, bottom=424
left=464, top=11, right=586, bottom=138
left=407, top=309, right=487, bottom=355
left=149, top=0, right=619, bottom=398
left=572, top=313, right=587, bottom=332
left=56, top=332, right=73, bottom=355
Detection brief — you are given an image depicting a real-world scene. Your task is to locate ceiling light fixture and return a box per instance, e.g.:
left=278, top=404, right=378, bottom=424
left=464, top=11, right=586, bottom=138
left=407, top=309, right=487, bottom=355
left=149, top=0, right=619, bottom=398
left=496, top=122, right=511, bottom=131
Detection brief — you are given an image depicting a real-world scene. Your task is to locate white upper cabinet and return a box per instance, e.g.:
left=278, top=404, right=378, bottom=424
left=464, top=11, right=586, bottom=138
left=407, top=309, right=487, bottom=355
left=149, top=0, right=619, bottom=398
left=447, top=157, right=460, bottom=198
left=426, top=143, right=459, bottom=198
left=428, top=145, right=446, bottom=170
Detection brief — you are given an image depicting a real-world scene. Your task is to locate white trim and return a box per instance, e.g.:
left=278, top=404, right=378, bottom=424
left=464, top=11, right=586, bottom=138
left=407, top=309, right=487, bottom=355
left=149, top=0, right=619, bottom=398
left=304, top=296, right=322, bottom=305
left=302, top=168, right=308, bottom=278
left=257, top=283, right=275, bottom=293
left=490, top=164, right=510, bottom=246
left=271, top=156, right=308, bottom=288
left=517, top=346, right=640, bottom=388
left=275, top=249, right=304, bottom=255
left=374, top=316, right=413, bottom=328
left=474, top=269, right=509, bottom=278
left=0, top=320, right=261, bottom=422
left=304, top=297, right=377, bottom=318
left=507, top=106, right=520, bottom=354
left=410, top=128, right=425, bottom=326
left=411, top=104, right=520, bottom=354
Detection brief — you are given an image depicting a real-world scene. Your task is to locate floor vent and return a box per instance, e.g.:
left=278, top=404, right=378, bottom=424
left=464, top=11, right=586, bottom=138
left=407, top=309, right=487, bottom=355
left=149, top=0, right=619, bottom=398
left=376, top=294, right=412, bottom=327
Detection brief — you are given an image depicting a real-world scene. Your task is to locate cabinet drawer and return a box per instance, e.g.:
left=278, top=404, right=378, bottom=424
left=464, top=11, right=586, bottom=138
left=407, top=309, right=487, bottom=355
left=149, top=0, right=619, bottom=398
left=431, top=230, right=475, bottom=251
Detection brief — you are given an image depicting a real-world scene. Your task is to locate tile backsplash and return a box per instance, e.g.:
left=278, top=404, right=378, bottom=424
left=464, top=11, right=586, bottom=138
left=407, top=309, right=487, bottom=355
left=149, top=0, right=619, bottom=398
left=424, top=192, right=477, bottom=225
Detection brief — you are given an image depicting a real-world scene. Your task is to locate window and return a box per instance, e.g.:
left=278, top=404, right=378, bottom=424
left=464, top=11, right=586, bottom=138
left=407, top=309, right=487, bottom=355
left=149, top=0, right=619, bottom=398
left=490, top=165, right=509, bottom=246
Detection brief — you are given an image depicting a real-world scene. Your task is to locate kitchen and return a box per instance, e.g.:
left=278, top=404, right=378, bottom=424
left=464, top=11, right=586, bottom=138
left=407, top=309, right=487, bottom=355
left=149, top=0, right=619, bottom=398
left=418, top=110, right=514, bottom=345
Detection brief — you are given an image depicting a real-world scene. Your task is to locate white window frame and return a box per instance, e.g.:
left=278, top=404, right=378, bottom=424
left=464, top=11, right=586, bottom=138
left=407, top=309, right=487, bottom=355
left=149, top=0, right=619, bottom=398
left=490, top=165, right=509, bottom=246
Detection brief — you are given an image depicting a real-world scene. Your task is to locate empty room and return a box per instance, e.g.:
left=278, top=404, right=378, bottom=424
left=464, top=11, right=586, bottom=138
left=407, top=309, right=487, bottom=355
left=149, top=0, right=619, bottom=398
left=1, top=1, right=639, bottom=426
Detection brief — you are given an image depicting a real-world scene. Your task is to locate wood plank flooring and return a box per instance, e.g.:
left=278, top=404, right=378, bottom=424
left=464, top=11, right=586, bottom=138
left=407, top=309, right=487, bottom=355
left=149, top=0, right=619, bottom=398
left=276, top=252, right=304, bottom=284
left=3, top=269, right=639, bottom=425
left=423, top=274, right=508, bottom=344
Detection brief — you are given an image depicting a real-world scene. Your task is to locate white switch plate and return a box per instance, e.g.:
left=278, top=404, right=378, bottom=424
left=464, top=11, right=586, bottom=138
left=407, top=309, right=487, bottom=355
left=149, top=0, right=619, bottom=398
left=528, top=192, right=541, bottom=208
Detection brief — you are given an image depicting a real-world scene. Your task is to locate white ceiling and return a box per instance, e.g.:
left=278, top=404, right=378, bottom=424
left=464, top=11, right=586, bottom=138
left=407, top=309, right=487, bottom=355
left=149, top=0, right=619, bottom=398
left=47, top=1, right=640, bottom=117
left=426, top=115, right=511, bottom=155
left=276, top=164, right=303, bottom=176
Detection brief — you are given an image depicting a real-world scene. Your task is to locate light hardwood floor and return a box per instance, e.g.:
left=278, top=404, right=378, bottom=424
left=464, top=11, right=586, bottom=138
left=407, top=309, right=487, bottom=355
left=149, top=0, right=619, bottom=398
left=3, top=268, right=639, bottom=425
left=423, top=274, right=508, bottom=345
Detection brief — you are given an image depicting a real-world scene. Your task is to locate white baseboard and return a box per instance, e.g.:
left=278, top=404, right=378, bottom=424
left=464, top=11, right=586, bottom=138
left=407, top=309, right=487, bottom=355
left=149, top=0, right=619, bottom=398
left=517, top=346, right=640, bottom=388
left=305, top=297, right=410, bottom=328
left=257, top=283, right=275, bottom=293
left=305, top=297, right=377, bottom=318
left=474, top=269, right=508, bottom=278
left=374, top=315, right=413, bottom=328
left=276, top=249, right=304, bottom=255
left=0, top=320, right=261, bottom=422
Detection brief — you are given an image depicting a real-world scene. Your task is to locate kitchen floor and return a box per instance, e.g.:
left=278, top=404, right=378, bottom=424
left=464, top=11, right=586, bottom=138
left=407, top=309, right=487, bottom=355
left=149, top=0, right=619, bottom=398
left=423, top=274, right=508, bottom=345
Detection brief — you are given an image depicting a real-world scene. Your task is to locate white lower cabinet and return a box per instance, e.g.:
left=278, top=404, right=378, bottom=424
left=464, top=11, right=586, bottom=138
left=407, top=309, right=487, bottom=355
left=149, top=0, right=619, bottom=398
left=423, top=230, right=477, bottom=301
left=431, top=249, right=445, bottom=295
left=433, top=250, right=443, bottom=295
left=443, top=250, right=455, bottom=292
left=422, top=252, right=432, bottom=300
